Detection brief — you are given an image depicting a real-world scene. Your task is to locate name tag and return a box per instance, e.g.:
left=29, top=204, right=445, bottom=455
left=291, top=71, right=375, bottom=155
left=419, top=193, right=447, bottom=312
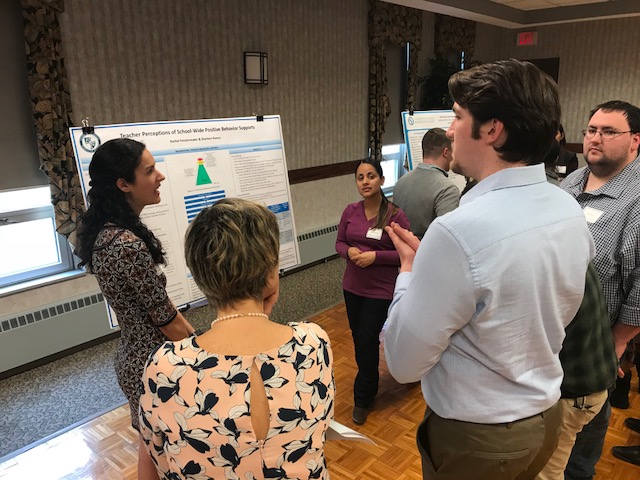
left=556, top=165, right=567, bottom=174
left=366, top=228, right=383, bottom=240
left=583, top=206, right=604, bottom=224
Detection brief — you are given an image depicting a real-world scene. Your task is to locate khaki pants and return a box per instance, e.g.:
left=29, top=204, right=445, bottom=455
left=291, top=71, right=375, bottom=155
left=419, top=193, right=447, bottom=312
left=417, top=403, right=561, bottom=480
left=535, top=390, right=608, bottom=480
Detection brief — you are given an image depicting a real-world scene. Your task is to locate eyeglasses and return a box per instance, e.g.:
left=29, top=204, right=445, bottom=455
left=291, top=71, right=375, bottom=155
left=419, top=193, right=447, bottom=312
left=582, top=128, right=635, bottom=140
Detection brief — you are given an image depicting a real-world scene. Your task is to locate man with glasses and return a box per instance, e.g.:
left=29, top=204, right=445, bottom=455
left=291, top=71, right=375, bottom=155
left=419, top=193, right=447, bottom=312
left=562, top=100, right=640, bottom=477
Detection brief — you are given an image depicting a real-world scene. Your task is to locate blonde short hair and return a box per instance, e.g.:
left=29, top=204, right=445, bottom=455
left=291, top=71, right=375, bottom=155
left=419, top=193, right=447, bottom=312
left=184, top=198, right=280, bottom=309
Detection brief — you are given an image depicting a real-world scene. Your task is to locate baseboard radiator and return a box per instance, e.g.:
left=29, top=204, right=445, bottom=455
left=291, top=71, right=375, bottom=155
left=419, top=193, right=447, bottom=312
left=0, top=224, right=339, bottom=377
left=0, top=292, right=113, bottom=376
left=297, top=224, right=339, bottom=267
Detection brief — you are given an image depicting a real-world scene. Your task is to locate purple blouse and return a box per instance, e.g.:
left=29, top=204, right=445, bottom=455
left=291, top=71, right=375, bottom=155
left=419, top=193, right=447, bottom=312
left=336, top=201, right=410, bottom=300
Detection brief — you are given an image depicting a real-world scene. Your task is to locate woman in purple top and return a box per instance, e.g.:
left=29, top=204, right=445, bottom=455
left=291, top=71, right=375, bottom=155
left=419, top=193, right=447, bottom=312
left=336, top=159, right=409, bottom=425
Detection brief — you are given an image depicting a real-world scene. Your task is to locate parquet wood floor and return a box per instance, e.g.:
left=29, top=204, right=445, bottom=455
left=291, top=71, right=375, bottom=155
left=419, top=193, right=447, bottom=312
left=1, top=302, right=640, bottom=479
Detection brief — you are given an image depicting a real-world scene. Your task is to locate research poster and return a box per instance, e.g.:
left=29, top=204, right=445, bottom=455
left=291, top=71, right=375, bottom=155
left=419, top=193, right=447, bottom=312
left=70, top=116, right=300, bottom=327
left=401, top=110, right=466, bottom=192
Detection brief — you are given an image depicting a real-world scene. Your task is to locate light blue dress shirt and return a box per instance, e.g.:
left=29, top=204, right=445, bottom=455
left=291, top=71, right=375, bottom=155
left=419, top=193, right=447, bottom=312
left=384, top=163, right=594, bottom=423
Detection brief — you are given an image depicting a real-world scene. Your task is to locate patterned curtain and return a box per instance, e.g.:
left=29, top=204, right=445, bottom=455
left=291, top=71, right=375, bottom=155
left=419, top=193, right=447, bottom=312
left=434, top=14, right=476, bottom=57
left=22, top=0, right=82, bottom=245
left=368, top=0, right=422, bottom=161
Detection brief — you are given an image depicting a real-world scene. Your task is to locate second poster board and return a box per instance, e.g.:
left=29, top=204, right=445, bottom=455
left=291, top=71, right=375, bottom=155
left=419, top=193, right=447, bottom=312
left=401, top=110, right=466, bottom=192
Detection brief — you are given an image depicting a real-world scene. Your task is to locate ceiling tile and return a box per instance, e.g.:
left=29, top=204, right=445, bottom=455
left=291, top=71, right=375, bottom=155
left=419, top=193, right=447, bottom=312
left=490, top=0, right=609, bottom=10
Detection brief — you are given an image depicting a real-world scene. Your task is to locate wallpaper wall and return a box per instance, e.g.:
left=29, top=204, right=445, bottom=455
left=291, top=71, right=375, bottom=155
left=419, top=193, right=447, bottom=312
left=58, top=0, right=369, bottom=171
left=2, top=0, right=370, bottom=317
left=475, top=16, right=640, bottom=144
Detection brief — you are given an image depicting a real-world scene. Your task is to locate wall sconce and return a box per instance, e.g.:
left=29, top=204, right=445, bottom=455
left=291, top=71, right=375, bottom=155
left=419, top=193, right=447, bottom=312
left=244, top=52, right=268, bottom=85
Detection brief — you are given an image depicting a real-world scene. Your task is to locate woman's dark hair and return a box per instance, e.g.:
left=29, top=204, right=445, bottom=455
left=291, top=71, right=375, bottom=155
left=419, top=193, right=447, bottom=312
left=76, top=138, right=165, bottom=270
left=355, top=159, right=398, bottom=229
left=558, top=124, right=566, bottom=146
left=543, top=140, right=561, bottom=171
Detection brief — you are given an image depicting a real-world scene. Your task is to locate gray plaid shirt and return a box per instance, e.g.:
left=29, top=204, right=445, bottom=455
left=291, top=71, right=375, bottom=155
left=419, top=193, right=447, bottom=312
left=562, top=156, right=640, bottom=327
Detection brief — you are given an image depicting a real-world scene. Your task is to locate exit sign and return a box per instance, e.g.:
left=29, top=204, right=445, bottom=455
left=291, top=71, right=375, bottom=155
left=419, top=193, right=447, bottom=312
left=517, top=31, right=538, bottom=46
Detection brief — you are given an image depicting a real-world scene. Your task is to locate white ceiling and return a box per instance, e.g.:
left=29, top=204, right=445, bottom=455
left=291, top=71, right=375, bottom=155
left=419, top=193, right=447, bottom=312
left=384, top=0, right=640, bottom=28
left=490, top=0, right=611, bottom=11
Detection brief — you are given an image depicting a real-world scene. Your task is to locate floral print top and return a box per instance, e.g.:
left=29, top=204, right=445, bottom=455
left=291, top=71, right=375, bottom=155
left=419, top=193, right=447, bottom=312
left=139, top=322, right=335, bottom=480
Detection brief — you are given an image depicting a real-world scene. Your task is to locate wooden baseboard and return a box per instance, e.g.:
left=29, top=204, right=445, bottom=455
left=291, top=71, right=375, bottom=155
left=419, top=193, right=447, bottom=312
left=288, top=159, right=364, bottom=184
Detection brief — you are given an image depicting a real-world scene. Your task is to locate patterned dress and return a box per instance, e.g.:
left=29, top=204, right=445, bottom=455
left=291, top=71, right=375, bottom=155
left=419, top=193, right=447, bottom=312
left=92, top=226, right=177, bottom=430
left=139, top=322, right=335, bottom=480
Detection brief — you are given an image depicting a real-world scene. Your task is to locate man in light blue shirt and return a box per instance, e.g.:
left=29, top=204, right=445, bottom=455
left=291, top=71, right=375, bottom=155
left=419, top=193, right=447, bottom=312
left=384, top=59, right=594, bottom=480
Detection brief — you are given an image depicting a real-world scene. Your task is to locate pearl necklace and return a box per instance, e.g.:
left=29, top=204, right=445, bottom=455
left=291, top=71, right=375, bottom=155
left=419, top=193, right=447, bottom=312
left=210, top=312, right=269, bottom=328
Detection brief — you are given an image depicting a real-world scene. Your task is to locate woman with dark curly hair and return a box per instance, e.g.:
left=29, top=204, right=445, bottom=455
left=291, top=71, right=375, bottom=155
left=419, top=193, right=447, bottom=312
left=76, top=138, right=194, bottom=479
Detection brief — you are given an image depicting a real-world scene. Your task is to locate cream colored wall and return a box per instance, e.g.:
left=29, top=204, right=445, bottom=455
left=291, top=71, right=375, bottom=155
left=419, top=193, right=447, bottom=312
left=475, top=17, right=640, bottom=145
left=1, top=275, right=100, bottom=319
left=59, top=0, right=369, bottom=171
left=1, top=0, right=370, bottom=317
left=290, top=176, right=362, bottom=234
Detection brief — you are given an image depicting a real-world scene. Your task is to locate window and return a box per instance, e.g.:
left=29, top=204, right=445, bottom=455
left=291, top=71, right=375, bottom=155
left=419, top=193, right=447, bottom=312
left=0, top=1, right=78, bottom=294
left=381, top=143, right=407, bottom=195
left=379, top=43, right=410, bottom=196
left=0, top=187, right=75, bottom=289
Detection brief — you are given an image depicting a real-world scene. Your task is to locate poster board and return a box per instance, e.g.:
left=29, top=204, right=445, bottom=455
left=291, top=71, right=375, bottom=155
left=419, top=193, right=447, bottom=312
left=401, top=110, right=466, bottom=192
left=70, top=115, right=300, bottom=327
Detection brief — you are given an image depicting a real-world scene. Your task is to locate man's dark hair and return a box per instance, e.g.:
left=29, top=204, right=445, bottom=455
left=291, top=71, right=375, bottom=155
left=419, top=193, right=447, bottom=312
left=422, top=128, right=451, bottom=159
left=448, top=58, right=560, bottom=165
left=589, top=100, right=640, bottom=133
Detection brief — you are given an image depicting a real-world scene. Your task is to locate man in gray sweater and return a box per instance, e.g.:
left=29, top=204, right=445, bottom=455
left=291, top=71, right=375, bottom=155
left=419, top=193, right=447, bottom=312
left=393, top=128, right=460, bottom=239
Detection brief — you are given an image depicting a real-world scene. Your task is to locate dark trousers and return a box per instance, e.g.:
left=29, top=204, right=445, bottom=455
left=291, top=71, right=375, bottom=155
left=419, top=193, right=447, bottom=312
left=343, top=290, right=390, bottom=408
left=417, top=404, right=561, bottom=480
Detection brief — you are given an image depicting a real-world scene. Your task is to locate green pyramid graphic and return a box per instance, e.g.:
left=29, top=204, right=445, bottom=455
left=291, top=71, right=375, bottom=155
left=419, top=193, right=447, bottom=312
left=196, top=158, right=212, bottom=185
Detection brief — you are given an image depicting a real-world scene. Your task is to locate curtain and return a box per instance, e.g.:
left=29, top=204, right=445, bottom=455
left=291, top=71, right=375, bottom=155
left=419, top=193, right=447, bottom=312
left=22, top=0, right=82, bottom=245
left=434, top=14, right=476, bottom=57
left=368, top=0, right=422, bottom=161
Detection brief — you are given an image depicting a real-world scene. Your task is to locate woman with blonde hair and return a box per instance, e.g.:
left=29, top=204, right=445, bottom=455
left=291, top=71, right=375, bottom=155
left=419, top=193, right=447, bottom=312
left=139, top=198, right=335, bottom=480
